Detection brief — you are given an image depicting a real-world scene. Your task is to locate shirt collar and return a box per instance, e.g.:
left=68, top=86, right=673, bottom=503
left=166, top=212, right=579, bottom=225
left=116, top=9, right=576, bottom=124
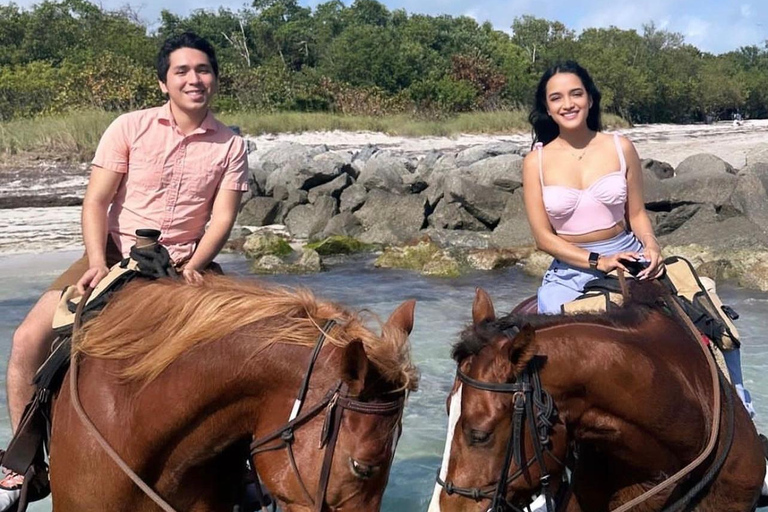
left=157, top=102, right=218, bottom=134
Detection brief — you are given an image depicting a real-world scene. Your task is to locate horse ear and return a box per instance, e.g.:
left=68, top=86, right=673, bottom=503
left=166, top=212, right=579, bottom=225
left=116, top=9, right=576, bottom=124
left=385, top=299, right=416, bottom=335
left=472, top=288, right=495, bottom=325
left=505, top=324, right=536, bottom=372
left=341, top=340, right=369, bottom=393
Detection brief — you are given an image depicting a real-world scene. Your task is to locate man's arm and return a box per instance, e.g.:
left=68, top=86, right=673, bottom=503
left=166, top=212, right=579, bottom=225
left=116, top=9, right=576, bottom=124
left=76, top=166, right=124, bottom=294
left=183, top=188, right=243, bottom=284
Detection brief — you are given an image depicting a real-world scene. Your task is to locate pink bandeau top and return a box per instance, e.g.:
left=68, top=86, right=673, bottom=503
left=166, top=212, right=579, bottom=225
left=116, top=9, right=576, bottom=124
left=539, top=133, right=627, bottom=236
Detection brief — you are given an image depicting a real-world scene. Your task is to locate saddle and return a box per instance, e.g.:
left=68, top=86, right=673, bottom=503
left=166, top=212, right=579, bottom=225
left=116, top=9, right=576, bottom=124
left=0, top=234, right=177, bottom=510
left=562, top=255, right=741, bottom=352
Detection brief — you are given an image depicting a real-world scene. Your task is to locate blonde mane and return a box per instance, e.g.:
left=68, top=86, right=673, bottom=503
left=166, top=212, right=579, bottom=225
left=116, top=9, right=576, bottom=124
left=73, top=275, right=418, bottom=391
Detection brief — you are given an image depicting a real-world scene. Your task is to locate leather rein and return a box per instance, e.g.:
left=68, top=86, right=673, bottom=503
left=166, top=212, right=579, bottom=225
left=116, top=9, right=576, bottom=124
left=435, top=348, right=566, bottom=512
left=71, top=297, right=404, bottom=512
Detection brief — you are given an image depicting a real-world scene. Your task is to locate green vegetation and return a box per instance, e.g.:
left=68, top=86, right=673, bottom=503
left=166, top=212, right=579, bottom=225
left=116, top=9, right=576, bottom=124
left=1, top=0, right=767, bottom=137
left=0, top=110, right=630, bottom=158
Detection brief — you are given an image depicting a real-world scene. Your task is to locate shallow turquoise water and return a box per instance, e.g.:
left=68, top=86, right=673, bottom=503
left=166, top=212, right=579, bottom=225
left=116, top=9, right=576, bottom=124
left=0, top=251, right=766, bottom=511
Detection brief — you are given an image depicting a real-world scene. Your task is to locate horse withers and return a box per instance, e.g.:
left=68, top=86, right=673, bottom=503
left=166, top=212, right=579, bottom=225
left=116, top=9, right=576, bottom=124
left=430, top=283, right=764, bottom=512
left=48, top=275, right=418, bottom=511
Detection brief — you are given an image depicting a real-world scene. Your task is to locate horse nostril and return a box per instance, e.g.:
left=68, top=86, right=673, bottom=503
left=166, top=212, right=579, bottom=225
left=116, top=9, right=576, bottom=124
left=349, top=458, right=377, bottom=479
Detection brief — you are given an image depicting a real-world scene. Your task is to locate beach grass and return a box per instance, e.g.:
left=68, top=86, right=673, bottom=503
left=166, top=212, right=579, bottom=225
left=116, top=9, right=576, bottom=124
left=0, top=109, right=630, bottom=161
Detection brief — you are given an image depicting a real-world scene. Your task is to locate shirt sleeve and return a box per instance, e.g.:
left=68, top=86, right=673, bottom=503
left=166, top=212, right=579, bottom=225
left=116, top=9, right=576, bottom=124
left=219, top=135, right=249, bottom=191
left=92, top=115, right=131, bottom=173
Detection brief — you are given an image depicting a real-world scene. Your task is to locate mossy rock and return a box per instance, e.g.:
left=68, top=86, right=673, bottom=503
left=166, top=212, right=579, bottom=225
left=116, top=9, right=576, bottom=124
left=375, top=240, right=461, bottom=277
left=243, top=231, right=293, bottom=259
left=375, top=240, right=441, bottom=271
left=304, top=236, right=373, bottom=256
left=250, top=249, right=324, bottom=275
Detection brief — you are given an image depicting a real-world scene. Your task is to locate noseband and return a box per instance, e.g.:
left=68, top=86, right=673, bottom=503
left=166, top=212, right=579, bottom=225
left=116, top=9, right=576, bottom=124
left=249, top=320, right=405, bottom=512
left=436, top=354, right=565, bottom=512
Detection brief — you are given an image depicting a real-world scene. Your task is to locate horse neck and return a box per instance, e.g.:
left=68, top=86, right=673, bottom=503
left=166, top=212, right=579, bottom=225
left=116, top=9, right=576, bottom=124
left=534, top=315, right=712, bottom=464
left=108, top=333, right=340, bottom=485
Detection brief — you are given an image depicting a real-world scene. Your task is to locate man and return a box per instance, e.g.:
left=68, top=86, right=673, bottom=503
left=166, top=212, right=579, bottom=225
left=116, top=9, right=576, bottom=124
left=0, top=31, right=248, bottom=502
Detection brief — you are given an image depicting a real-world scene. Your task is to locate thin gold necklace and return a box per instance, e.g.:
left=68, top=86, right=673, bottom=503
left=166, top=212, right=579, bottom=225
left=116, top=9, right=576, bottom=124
left=561, top=135, right=594, bottom=161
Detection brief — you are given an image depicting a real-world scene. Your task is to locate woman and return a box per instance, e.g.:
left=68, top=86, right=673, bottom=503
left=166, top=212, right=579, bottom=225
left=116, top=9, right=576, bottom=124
left=522, top=60, right=663, bottom=314
left=523, top=61, right=766, bottom=498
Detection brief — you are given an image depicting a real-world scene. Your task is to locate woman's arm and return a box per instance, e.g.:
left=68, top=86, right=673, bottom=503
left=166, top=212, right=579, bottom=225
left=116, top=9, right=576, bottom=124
left=621, top=136, right=663, bottom=279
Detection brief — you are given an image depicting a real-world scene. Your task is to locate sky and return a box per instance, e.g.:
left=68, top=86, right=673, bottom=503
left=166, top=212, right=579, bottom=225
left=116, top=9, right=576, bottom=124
left=7, top=0, right=768, bottom=55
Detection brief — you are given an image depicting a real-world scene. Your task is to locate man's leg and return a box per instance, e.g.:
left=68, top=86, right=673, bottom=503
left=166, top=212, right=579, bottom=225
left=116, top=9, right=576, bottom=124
left=7, top=290, right=60, bottom=431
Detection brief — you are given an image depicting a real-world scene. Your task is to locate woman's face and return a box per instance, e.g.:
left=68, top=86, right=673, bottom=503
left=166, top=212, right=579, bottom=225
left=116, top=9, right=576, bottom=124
left=545, top=72, right=591, bottom=131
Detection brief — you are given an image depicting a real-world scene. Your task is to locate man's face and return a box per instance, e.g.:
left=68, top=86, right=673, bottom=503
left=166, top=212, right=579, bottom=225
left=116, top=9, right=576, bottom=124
left=159, top=47, right=217, bottom=115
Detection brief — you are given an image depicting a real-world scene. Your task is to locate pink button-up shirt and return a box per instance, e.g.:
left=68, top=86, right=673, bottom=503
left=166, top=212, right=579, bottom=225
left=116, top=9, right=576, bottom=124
left=92, top=103, right=249, bottom=264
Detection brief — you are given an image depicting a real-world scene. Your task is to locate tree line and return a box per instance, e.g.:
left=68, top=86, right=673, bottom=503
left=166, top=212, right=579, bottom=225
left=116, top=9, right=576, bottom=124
left=1, top=0, right=767, bottom=123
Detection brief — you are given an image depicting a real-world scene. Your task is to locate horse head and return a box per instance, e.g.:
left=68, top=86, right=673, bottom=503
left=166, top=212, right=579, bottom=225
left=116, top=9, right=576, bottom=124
left=254, top=299, right=417, bottom=512
left=430, top=288, right=568, bottom=512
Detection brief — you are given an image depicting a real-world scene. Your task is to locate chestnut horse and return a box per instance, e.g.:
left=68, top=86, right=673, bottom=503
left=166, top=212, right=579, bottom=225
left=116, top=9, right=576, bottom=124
left=48, top=275, right=418, bottom=511
left=430, top=283, right=765, bottom=512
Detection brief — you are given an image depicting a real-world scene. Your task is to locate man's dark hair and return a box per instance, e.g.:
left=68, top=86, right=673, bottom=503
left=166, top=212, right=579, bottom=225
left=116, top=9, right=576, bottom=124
left=156, top=32, right=219, bottom=83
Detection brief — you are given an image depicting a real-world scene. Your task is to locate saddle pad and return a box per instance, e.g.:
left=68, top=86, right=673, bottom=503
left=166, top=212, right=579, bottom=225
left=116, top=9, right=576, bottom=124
left=51, top=258, right=139, bottom=333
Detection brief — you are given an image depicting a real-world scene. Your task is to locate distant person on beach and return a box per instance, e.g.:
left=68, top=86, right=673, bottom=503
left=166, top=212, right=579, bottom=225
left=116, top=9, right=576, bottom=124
left=522, top=59, right=767, bottom=498
left=0, top=31, right=247, bottom=503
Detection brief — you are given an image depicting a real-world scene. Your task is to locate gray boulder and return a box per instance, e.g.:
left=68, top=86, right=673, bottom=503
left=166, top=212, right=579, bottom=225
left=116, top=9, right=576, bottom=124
left=357, top=151, right=413, bottom=193
left=420, top=228, right=493, bottom=250
left=340, top=183, right=367, bottom=213
left=455, top=142, right=521, bottom=167
left=658, top=204, right=768, bottom=249
left=663, top=171, right=738, bottom=207
left=274, top=187, right=308, bottom=223
left=489, top=191, right=534, bottom=248
left=641, top=158, right=674, bottom=180
left=746, top=144, right=768, bottom=166
left=731, top=171, right=768, bottom=235
left=642, top=168, right=671, bottom=207
left=284, top=196, right=337, bottom=239
left=466, top=154, right=524, bottom=192
left=356, top=190, right=427, bottom=244
left=260, top=142, right=327, bottom=174
left=319, top=212, right=364, bottom=239
left=444, top=175, right=514, bottom=227
left=247, top=155, right=269, bottom=196
left=654, top=204, right=701, bottom=236
left=238, top=197, right=280, bottom=226
left=307, top=173, right=352, bottom=204
left=675, top=153, right=736, bottom=176
left=741, top=162, right=768, bottom=193
left=428, top=200, right=489, bottom=231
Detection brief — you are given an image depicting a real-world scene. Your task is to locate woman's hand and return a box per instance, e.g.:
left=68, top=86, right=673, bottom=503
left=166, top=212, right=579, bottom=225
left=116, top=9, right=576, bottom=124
left=596, top=251, right=642, bottom=274
left=76, top=265, right=110, bottom=295
left=638, top=243, right=664, bottom=280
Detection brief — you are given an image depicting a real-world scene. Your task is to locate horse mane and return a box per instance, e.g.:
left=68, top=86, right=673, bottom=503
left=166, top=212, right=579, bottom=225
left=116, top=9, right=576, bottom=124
left=452, top=279, right=667, bottom=363
left=73, top=275, right=418, bottom=392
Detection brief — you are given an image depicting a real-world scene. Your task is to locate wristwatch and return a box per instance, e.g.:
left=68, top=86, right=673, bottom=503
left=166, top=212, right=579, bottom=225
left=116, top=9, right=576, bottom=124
left=588, top=252, right=600, bottom=270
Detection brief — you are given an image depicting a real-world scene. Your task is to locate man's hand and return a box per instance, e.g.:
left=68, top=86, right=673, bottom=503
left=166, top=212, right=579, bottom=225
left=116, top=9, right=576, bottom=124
left=76, top=265, right=110, bottom=295
left=182, top=266, right=204, bottom=286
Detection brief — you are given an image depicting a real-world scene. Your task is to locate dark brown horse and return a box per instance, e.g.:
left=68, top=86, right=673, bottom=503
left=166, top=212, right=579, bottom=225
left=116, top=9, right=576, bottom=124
left=430, top=284, right=764, bottom=512
left=49, top=275, right=418, bottom=511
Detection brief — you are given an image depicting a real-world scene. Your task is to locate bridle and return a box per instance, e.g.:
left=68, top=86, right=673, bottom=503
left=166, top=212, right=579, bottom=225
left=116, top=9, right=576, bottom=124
left=249, top=320, right=406, bottom=511
left=435, top=351, right=566, bottom=512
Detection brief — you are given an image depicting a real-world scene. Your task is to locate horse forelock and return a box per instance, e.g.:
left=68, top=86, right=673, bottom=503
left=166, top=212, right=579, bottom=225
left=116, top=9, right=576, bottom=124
left=72, top=275, right=417, bottom=391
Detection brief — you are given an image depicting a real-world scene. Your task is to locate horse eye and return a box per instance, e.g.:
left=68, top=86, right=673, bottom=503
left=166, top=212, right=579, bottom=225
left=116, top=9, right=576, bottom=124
left=349, top=458, right=378, bottom=479
left=469, top=429, right=491, bottom=445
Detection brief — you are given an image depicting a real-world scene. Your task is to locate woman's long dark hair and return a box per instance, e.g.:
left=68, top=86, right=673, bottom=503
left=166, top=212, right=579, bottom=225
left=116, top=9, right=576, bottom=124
left=529, top=61, right=602, bottom=147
